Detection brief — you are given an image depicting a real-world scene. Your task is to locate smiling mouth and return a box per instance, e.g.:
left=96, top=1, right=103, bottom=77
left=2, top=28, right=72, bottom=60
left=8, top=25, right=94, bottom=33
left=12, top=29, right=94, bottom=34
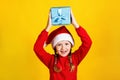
left=60, top=51, right=67, bottom=54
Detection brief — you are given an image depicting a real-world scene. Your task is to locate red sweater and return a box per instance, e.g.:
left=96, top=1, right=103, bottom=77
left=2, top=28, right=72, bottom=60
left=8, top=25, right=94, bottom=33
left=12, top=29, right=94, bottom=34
left=34, top=26, right=92, bottom=80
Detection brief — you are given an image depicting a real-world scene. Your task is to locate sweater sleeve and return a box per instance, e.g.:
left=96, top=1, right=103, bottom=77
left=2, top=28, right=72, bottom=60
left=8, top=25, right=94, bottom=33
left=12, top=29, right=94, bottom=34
left=33, top=29, right=52, bottom=68
left=72, top=26, right=92, bottom=65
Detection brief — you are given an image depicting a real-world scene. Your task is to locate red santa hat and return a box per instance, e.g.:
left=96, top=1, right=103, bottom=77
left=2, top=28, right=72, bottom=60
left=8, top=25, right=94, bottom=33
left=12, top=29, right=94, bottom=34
left=46, top=26, right=74, bottom=48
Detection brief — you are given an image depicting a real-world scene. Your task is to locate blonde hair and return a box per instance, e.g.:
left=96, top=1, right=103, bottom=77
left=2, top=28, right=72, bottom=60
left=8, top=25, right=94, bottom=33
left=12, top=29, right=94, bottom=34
left=53, top=49, right=75, bottom=72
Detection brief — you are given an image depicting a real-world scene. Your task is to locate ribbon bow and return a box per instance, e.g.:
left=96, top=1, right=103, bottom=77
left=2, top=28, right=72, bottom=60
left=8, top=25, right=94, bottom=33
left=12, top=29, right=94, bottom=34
left=52, top=9, right=66, bottom=24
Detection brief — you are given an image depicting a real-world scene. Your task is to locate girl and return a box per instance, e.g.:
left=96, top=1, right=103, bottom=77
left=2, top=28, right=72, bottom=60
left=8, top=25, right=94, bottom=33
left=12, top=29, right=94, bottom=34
left=34, top=10, right=92, bottom=80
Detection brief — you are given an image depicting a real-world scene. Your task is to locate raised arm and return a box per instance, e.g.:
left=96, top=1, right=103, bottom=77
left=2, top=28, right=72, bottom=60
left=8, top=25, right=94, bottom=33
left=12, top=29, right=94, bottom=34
left=70, top=10, right=92, bottom=65
left=33, top=12, right=53, bottom=68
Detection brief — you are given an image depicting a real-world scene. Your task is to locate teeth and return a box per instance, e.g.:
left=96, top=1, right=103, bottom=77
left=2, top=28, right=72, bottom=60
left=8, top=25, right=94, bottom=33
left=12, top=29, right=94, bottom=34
left=61, top=51, right=67, bottom=53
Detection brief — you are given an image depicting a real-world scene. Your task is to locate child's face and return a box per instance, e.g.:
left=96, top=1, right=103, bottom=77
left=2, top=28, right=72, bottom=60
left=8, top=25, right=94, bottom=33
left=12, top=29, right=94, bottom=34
left=55, top=40, right=71, bottom=57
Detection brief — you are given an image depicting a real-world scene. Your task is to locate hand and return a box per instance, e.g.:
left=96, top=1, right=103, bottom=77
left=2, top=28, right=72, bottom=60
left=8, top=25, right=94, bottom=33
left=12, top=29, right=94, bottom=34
left=70, top=10, right=79, bottom=28
left=45, top=12, right=52, bottom=32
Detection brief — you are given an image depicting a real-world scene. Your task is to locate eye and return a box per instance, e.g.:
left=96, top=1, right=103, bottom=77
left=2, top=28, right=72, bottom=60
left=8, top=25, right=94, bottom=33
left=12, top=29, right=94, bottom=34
left=65, top=43, right=69, bottom=46
left=57, top=43, right=62, bottom=46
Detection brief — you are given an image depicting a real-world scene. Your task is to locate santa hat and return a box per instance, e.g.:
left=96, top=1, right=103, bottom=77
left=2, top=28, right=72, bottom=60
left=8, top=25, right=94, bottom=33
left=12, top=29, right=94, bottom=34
left=46, top=26, right=74, bottom=48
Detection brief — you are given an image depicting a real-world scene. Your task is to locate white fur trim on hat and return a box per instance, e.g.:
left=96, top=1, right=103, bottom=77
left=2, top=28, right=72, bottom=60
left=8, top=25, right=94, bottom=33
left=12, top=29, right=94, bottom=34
left=52, top=33, right=74, bottom=48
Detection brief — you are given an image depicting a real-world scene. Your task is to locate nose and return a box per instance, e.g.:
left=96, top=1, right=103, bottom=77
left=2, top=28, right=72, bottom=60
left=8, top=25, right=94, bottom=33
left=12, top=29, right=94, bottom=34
left=61, top=44, right=65, bottom=50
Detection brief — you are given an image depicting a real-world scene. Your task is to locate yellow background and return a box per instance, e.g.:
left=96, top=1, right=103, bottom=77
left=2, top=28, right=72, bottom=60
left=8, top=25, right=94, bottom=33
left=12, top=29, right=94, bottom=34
left=0, top=0, right=120, bottom=80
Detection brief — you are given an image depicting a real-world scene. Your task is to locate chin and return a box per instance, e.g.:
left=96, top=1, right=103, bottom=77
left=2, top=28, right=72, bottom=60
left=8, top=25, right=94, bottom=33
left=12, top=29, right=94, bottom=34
left=61, top=55, right=67, bottom=57
left=60, top=54, right=69, bottom=57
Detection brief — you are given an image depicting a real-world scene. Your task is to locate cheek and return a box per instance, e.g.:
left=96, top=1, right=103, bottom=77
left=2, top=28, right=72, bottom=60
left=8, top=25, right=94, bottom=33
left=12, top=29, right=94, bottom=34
left=67, top=48, right=71, bottom=52
left=56, top=46, right=61, bottom=51
left=67, top=45, right=71, bottom=50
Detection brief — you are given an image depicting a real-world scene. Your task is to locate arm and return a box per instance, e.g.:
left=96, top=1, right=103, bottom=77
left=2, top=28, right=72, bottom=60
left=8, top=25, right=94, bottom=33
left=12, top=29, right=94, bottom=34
left=33, top=12, right=53, bottom=68
left=70, top=10, right=92, bottom=65
left=34, top=30, right=52, bottom=67
left=73, top=26, right=92, bottom=65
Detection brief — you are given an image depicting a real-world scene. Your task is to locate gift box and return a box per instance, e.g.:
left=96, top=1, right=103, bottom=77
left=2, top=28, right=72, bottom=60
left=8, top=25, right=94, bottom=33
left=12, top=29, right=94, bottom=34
left=51, top=6, right=71, bottom=25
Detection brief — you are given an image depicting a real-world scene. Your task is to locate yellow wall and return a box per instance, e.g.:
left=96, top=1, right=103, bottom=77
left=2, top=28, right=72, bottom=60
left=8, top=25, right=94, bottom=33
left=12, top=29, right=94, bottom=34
left=0, top=0, right=120, bottom=80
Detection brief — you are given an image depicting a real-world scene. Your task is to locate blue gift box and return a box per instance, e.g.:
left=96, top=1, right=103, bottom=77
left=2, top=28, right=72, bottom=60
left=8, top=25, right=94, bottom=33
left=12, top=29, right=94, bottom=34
left=51, top=7, right=71, bottom=25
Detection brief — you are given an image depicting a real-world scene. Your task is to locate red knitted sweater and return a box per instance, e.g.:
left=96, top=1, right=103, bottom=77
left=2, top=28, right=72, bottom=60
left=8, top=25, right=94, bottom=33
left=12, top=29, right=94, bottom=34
left=34, top=26, right=92, bottom=80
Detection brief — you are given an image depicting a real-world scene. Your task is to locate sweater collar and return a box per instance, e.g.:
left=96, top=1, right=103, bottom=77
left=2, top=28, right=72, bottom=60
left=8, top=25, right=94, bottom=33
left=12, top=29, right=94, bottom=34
left=58, top=55, right=68, bottom=60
